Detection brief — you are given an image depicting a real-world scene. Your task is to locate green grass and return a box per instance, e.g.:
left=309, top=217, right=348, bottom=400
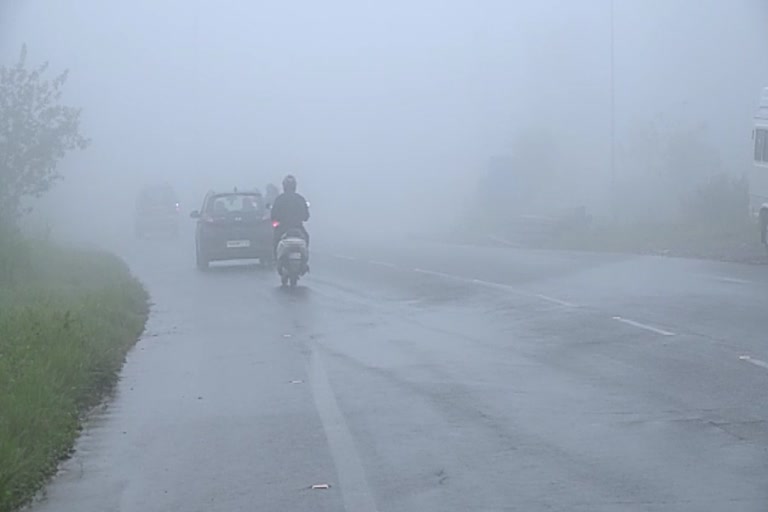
left=0, top=229, right=148, bottom=511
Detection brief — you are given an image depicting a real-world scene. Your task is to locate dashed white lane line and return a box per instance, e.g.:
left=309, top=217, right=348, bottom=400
left=471, top=277, right=526, bottom=294
left=488, top=235, right=521, bottom=248
left=330, top=255, right=579, bottom=309
left=695, top=274, right=751, bottom=285
left=535, top=294, right=578, bottom=308
left=612, top=316, right=675, bottom=337
left=713, top=276, right=751, bottom=285
left=413, top=268, right=457, bottom=280
left=415, top=271, right=579, bottom=308
left=471, top=279, right=577, bottom=307
left=310, top=349, right=378, bottom=512
left=368, top=260, right=397, bottom=269
left=739, top=355, right=768, bottom=370
left=330, top=254, right=720, bottom=341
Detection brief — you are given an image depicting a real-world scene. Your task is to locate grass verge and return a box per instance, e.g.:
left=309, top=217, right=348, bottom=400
left=541, top=220, right=767, bottom=264
left=0, top=229, right=148, bottom=511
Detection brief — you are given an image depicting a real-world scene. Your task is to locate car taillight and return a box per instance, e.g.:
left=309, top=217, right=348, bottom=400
left=272, top=221, right=280, bottom=228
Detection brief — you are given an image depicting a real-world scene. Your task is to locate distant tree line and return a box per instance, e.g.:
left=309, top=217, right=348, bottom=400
left=471, top=121, right=747, bottom=227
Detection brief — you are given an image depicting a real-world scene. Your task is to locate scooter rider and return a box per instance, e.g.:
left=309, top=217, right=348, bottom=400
left=271, top=175, right=309, bottom=256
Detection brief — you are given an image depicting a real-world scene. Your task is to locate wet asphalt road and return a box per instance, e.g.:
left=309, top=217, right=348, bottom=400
left=29, top=232, right=768, bottom=512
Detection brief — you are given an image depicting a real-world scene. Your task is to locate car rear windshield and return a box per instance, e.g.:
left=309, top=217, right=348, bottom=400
left=206, top=193, right=264, bottom=215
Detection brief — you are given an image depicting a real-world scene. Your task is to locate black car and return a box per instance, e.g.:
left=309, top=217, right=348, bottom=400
left=135, top=183, right=180, bottom=238
left=191, top=189, right=273, bottom=270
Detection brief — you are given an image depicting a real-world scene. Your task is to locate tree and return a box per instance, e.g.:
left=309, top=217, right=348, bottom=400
left=0, top=45, right=89, bottom=222
left=475, top=128, right=559, bottom=221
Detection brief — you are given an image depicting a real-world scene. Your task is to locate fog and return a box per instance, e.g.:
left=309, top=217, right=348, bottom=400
left=6, top=5, right=768, bottom=509
left=2, top=0, right=767, bottom=241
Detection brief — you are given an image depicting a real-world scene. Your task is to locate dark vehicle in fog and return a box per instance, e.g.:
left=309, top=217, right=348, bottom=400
left=134, top=183, right=180, bottom=238
left=191, top=189, right=273, bottom=270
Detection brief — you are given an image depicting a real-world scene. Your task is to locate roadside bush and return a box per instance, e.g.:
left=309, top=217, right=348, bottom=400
left=543, top=173, right=759, bottom=263
left=680, top=172, right=749, bottom=227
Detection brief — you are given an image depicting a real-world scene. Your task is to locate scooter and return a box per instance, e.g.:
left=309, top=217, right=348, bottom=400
left=274, top=222, right=309, bottom=287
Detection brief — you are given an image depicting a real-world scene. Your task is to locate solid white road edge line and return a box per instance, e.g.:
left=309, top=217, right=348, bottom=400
left=612, top=316, right=675, bottom=336
left=310, top=349, right=378, bottom=512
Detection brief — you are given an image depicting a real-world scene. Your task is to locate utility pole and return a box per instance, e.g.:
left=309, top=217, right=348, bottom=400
left=192, top=0, right=201, bottom=180
left=610, top=0, right=616, bottom=219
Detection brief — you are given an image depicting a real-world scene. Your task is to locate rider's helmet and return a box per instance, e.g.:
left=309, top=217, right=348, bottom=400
left=282, top=174, right=297, bottom=193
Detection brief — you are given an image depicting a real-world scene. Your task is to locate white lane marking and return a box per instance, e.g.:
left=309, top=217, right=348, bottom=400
left=472, top=279, right=579, bottom=307
left=309, top=350, right=378, bottom=512
left=472, top=277, right=523, bottom=292
left=739, top=355, right=768, bottom=370
left=411, top=266, right=582, bottom=310
left=713, top=276, right=751, bottom=285
left=332, top=254, right=357, bottom=262
left=417, top=273, right=582, bottom=308
left=695, top=274, right=751, bottom=285
left=535, top=294, right=578, bottom=308
left=369, top=260, right=397, bottom=269
left=488, top=235, right=520, bottom=248
left=612, top=316, right=675, bottom=336
left=413, top=268, right=456, bottom=280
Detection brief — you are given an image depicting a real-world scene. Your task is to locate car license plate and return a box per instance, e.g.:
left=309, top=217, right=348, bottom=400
left=226, top=240, right=250, bottom=248
left=288, top=252, right=302, bottom=260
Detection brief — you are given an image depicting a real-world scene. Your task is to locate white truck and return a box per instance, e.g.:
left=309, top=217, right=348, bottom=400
left=751, top=87, right=768, bottom=244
